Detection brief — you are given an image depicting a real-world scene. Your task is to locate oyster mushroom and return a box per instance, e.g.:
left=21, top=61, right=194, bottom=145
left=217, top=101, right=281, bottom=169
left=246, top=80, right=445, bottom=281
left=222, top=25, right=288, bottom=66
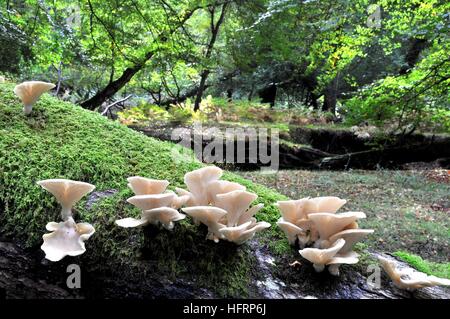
left=41, top=217, right=95, bottom=262
left=308, top=212, right=366, bottom=242
left=215, top=190, right=258, bottom=226
left=116, top=207, right=185, bottom=230
left=309, top=196, right=347, bottom=213
left=276, top=219, right=306, bottom=246
left=37, top=178, right=95, bottom=262
left=220, top=220, right=271, bottom=245
left=325, top=229, right=374, bottom=252
left=182, top=206, right=228, bottom=243
left=378, top=256, right=450, bottom=290
left=37, top=179, right=95, bottom=220
left=14, top=81, right=55, bottom=115
left=127, top=193, right=175, bottom=211
left=182, top=166, right=223, bottom=206
left=127, top=176, right=169, bottom=195
left=299, top=238, right=357, bottom=274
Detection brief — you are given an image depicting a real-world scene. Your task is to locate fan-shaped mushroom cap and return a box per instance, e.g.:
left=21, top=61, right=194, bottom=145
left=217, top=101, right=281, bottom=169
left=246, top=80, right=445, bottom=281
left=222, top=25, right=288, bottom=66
left=299, top=238, right=345, bottom=272
left=37, top=179, right=95, bottom=220
left=170, top=193, right=190, bottom=209
left=277, top=218, right=305, bottom=245
left=41, top=217, right=95, bottom=262
left=215, top=190, right=258, bottom=226
left=115, top=217, right=148, bottom=228
left=308, top=212, right=366, bottom=240
left=378, top=256, right=450, bottom=290
left=14, top=81, right=55, bottom=115
left=237, top=203, right=264, bottom=225
left=127, top=193, right=175, bottom=211
left=182, top=206, right=227, bottom=226
left=127, top=176, right=169, bottom=195
left=220, top=221, right=271, bottom=245
left=276, top=198, right=315, bottom=223
left=327, top=229, right=374, bottom=253
left=208, top=180, right=246, bottom=203
left=184, top=166, right=223, bottom=205
left=142, top=207, right=186, bottom=230
left=310, top=196, right=347, bottom=213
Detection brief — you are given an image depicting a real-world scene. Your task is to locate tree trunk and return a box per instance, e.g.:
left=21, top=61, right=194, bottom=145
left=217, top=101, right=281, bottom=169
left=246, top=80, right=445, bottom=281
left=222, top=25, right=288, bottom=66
left=322, top=75, right=339, bottom=115
left=193, top=3, right=228, bottom=111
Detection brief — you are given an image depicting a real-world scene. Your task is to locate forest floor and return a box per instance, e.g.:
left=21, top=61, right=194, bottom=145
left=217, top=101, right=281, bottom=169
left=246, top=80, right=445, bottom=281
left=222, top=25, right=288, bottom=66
left=237, top=165, right=450, bottom=265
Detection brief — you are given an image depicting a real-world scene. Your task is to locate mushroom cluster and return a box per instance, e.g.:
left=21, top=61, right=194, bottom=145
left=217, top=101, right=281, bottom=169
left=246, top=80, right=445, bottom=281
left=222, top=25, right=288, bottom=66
left=378, top=256, right=450, bottom=290
left=276, top=197, right=373, bottom=275
left=14, top=81, right=55, bottom=115
left=179, top=166, right=271, bottom=244
left=37, top=179, right=96, bottom=262
left=115, top=176, right=188, bottom=230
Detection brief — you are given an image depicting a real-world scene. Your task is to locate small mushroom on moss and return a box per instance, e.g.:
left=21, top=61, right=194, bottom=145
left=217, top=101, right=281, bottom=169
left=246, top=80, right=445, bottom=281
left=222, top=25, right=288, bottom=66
left=378, top=256, right=450, bottom=290
left=182, top=206, right=228, bottom=242
left=0, top=76, right=5, bottom=83
left=37, top=178, right=95, bottom=262
left=14, top=81, right=55, bottom=115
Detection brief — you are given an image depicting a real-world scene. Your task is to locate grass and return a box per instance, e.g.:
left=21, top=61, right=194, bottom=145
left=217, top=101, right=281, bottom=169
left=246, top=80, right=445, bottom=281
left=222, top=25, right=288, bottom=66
left=238, top=169, right=450, bottom=264
left=394, top=251, right=450, bottom=279
left=0, top=82, right=287, bottom=297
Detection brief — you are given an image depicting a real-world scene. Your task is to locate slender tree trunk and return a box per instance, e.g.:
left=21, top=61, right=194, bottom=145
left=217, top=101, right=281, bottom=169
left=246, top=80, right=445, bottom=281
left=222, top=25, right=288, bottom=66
left=193, top=3, right=228, bottom=111
left=322, top=74, right=339, bottom=115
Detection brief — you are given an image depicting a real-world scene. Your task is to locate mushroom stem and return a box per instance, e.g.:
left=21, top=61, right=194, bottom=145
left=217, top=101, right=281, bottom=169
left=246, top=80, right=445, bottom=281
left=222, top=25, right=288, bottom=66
left=61, top=207, right=72, bottom=221
left=313, top=264, right=325, bottom=272
left=24, top=104, right=33, bottom=116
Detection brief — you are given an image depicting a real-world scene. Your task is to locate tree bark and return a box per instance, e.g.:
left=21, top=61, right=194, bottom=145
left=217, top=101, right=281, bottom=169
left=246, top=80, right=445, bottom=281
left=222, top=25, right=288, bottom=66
left=322, top=74, right=339, bottom=115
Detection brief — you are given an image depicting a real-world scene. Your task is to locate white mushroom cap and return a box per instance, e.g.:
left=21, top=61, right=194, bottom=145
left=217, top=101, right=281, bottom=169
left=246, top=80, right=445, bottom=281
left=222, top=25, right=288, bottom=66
left=299, top=238, right=345, bottom=272
left=115, top=217, right=148, bottom=228
left=277, top=218, right=306, bottom=245
left=220, top=220, right=271, bottom=245
left=207, top=180, right=246, bottom=204
left=276, top=198, right=315, bottom=223
left=237, top=203, right=264, bottom=225
left=41, top=217, right=95, bottom=262
left=0, top=76, right=5, bottom=83
left=378, top=256, right=450, bottom=290
left=327, top=229, right=374, bottom=253
left=308, top=212, right=366, bottom=240
left=215, top=190, right=258, bottom=226
left=170, top=193, right=190, bottom=209
left=309, top=196, right=347, bottom=213
left=14, top=81, right=55, bottom=115
left=184, top=166, right=223, bottom=205
left=37, top=179, right=95, bottom=220
left=182, top=206, right=227, bottom=226
left=142, top=207, right=186, bottom=230
left=127, top=176, right=169, bottom=195
left=127, top=193, right=175, bottom=211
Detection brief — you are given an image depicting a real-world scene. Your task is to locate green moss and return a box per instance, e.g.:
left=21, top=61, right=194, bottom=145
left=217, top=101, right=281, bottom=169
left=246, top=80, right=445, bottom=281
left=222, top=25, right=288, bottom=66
left=0, top=83, right=287, bottom=296
left=393, top=251, right=450, bottom=279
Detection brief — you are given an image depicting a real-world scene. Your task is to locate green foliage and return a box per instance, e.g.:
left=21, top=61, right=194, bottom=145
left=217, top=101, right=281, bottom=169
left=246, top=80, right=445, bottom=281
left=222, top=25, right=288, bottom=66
left=117, top=101, right=171, bottom=125
left=393, top=251, right=450, bottom=279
